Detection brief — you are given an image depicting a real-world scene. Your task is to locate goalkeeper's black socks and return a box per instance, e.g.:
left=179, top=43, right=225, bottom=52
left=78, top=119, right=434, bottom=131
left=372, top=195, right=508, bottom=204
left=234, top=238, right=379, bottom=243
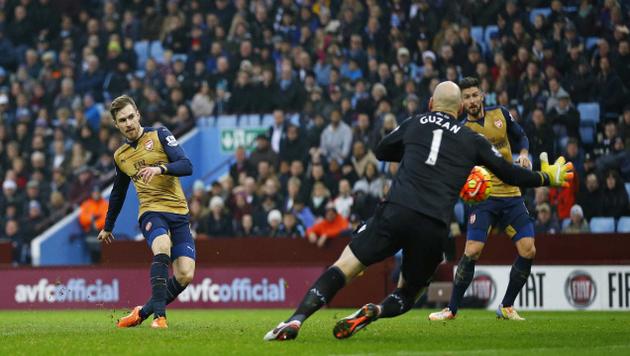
left=287, top=266, right=346, bottom=323
left=448, top=254, right=476, bottom=315
left=501, top=255, right=533, bottom=307
left=378, top=285, right=424, bottom=318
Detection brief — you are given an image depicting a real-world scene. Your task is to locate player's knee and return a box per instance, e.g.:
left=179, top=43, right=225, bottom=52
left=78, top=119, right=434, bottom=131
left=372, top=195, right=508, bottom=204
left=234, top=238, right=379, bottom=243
left=464, top=241, right=484, bottom=260
left=520, top=244, right=536, bottom=259
left=151, top=235, right=171, bottom=255
left=176, top=270, right=194, bottom=286
left=465, top=250, right=482, bottom=260
left=517, top=239, right=536, bottom=259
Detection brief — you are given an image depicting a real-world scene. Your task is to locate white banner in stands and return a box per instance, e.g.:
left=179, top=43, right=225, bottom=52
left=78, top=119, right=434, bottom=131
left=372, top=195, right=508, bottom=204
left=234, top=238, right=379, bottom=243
left=458, top=265, right=630, bottom=311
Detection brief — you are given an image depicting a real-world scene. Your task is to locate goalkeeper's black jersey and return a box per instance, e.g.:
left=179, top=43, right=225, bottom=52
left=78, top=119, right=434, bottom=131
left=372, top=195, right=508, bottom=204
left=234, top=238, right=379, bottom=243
left=374, top=111, right=546, bottom=226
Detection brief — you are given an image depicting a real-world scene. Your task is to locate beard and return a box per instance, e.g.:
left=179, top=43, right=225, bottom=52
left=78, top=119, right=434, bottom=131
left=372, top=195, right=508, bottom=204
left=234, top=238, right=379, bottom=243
left=466, top=104, right=481, bottom=116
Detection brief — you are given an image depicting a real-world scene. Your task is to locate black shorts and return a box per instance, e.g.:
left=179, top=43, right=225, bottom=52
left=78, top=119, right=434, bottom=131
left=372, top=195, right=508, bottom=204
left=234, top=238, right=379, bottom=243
left=349, top=202, right=446, bottom=287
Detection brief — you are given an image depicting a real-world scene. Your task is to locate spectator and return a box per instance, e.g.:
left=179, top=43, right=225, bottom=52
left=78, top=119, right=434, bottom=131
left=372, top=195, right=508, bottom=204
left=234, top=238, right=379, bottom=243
left=333, top=179, right=353, bottom=219
left=78, top=186, right=108, bottom=233
left=563, top=204, right=590, bottom=234
left=252, top=195, right=279, bottom=233
left=577, top=173, right=605, bottom=220
left=306, top=202, right=349, bottom=248
left=230, top=146, right=254, bottom=184
left=277, top=212, right=305, bottom=239
left=279, top=124, right=307, bottom=164
left=309, top=181, right=330, bottom=219
left=354, top=162, right=385, bottom=199
left=547, top=89, right=580, bottom=141
left=68, top=166, right=95, bottom=205
left=292, top=198, right=315, bottom=229
left=234, top=214, right=259, bottom=237
left=320, top=109, right=353, bottom=163
left=265, top=209, right=283, bottom=237
left=347, top=140, right=379, bottom=179
left=526, top=109, right=555, bottom=169
left=2, top=219, right=29, bottom=265
left=594, top=120, right=619, bottom=158
left=534, top=203, right=560, bottom=234
left=249, top=134, right=278, bottom=170
left=593, top=56, right=626, bottom=116
left=78, top=186, right=108, bottom=262
left=268, top=109, right=288, bottom=153
left=205, top=196, right=233, bottom=237
left=601, top=170, right=629, bottom=218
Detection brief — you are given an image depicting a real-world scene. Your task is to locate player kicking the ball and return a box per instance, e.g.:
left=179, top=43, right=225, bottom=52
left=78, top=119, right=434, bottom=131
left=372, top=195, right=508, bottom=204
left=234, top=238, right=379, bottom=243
left=98, top=95, right=195, bottom=329
left=429, top=77, right=543, bottom=322
left=264, top=81, right=573, bottom=341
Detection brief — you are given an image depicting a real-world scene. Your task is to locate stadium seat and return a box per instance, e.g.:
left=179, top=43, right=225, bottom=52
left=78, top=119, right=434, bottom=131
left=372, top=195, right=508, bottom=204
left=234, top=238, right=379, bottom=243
left=577, top=102, right=600, bottom=124
left=616, top=217, right=630, bottom=233
left=471, top=26, right=485, bottom=53
left=585, top=37, right=600, bottom=51
left=216, top=115, right=238, bottom=128
left=529, top=8, right=551, bottom=24
left=484, top=25, right=499, bottom=48
left=149, top=41, right=166, bottom=63
left=562, top=218, right=571, bottom=230
left=579, top=124, right=595, bottom=145
left=260, top=114, right=274, bottom=127
left=133, top=40, right=149, bottom=68
left=589, top=217, right=616, bottom=233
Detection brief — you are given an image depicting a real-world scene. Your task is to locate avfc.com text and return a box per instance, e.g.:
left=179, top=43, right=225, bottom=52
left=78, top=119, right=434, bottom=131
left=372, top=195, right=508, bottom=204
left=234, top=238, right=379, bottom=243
left=178, top=278, right=286, bottom=303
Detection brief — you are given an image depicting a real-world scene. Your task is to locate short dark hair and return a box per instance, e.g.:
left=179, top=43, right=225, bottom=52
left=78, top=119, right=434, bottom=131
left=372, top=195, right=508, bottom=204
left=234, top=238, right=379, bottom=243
left=109, top=95, right=138, bottom=120
left=459, top=77, right=480, bottom=91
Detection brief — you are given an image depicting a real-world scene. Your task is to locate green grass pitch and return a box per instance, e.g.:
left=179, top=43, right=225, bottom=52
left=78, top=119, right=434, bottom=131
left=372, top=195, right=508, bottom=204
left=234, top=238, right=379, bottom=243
left=1, top=309, right=629, bottom=355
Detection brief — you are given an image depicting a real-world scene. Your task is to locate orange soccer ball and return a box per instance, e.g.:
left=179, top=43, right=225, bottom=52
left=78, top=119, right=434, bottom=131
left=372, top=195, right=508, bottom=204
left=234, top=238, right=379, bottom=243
left=459, top=166, right=492, bottom=204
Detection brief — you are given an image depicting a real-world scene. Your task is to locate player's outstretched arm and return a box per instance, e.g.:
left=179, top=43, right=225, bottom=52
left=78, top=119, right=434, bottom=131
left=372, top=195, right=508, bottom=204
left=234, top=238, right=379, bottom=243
left=103, top=164, right=131, bottom=233
left=476, top=135, right=573, bottom=188
left=374, top=117, right=412, bottom=162
left=157, top=127, right=193, bottom=176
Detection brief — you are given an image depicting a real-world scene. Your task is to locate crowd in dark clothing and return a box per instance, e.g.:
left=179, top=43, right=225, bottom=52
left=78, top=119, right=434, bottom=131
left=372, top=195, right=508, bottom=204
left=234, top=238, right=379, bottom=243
left=1, top=0, right=630, bottom=264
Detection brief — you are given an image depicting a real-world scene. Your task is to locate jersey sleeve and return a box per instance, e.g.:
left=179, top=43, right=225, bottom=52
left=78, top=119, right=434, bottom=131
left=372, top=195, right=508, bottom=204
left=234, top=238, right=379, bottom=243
left=474, top=133, right=548, bottom=188
left=157, top=127, right=193, bottom=176
left=374, top=116, right=412, bottom=162
left=104, top=162, right=131, bottom=232
left=502, top=107, right=529, bottom=151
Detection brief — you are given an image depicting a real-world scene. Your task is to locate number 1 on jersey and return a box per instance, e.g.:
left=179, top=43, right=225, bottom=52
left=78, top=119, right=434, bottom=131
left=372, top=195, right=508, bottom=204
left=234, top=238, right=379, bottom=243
left=425, top=129, right=443, bottom=166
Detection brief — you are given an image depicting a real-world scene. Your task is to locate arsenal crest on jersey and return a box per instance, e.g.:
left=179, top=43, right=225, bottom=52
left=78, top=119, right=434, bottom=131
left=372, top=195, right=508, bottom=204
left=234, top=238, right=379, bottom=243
left=494, top=119, right=503, bottom=128
left=145, top=139, right=154, bottom=151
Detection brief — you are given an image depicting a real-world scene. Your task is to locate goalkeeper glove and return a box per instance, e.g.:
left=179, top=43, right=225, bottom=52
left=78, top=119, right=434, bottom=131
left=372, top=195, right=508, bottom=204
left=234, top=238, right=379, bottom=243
left=540, top=152, right=574, bottom=188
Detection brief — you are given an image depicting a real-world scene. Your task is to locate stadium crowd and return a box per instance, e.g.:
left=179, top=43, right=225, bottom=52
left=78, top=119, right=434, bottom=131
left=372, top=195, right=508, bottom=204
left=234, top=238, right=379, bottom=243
left=0, top=0, right=629, bottom=264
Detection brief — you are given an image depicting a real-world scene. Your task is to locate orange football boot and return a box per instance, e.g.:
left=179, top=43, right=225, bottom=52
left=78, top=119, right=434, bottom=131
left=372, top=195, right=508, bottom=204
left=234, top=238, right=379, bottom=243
left=151, top=316, right=168, bottom=329
left=117, top=306, right=144, bottom=328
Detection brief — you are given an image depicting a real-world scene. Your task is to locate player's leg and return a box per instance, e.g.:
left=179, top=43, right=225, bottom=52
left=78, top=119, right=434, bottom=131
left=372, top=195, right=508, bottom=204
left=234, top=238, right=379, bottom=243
left=117, top=213, right=171, bottom=328
left=334, top=209, right=444, bottom=339
left=141, top=214, right=196, bottom=318
left=378, top=215, right=445, bottom=319
left=264, top=246, right=366, bottom=341
left=265, top=204, right=398, bottom=341
left=429, top=205, right=494, bottom=320
left=498, top=200, right=535, bottom=320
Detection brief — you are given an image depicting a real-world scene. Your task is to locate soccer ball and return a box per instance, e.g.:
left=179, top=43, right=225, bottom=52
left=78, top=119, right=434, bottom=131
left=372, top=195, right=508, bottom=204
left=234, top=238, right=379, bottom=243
left=459, top=166, right=492, bottom=204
